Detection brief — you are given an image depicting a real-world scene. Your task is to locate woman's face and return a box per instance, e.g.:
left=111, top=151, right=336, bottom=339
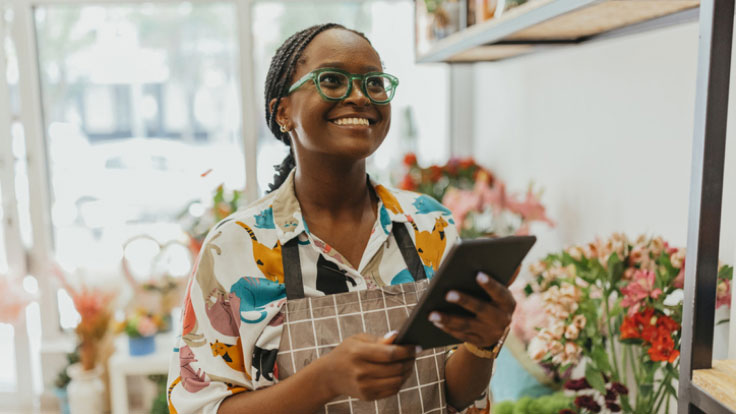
left=278, top=29, right=391, bottom=163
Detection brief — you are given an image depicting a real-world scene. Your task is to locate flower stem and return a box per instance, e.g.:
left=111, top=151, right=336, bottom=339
left=619, top=345, right=633, bottom=413
left=604, top=296, right=621, bottom=381
left=653, top=368, right=674, bottom=413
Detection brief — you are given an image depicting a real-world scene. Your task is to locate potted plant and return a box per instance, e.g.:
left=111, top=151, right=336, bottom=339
left=53, top=266, right=116, bottom=414
left=123, top=309, right=160, bottom=356
left=52, top=349, right=79, bottom=414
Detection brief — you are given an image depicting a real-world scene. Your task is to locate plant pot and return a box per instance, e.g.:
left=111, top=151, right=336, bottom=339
left=53, top=387, right=71, bottom=414
left=129, top=335, right=156, bottom=356
left=66, top=363, right=104, bottom=414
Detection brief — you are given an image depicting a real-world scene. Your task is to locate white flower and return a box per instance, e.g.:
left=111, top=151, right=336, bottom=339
left=564, top=324, right=580, bottom=340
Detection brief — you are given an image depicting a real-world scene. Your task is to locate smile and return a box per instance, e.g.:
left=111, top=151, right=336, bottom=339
left=331, top=117, right=372, bottom=127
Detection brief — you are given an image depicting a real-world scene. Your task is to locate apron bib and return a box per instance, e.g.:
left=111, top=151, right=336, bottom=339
left=276, top=224, right=448, bottom=414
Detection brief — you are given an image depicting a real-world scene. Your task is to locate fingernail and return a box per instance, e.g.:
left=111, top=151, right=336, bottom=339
left=446, top=291, right=460, bottom=302
left=415, top=346, right=423, bottom=354
left=383, top=330, right=398, bottom=339
left=428, top=312, right=441, bottom=322
left=477, top=272, right=490, bottom=283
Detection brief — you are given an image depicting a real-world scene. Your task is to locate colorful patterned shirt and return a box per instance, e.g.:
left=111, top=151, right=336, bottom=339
left=166, top=170, right=490, bottom=413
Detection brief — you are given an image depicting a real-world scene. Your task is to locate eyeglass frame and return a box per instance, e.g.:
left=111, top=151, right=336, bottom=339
left=287, top=67, right=399, bottom=105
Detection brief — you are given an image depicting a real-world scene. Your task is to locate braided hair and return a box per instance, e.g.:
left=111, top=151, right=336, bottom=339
left=264, top=23, right=373, bottom=192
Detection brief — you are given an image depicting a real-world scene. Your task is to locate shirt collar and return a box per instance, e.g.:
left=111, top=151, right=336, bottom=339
left=270, top=169, right=408, bottom=245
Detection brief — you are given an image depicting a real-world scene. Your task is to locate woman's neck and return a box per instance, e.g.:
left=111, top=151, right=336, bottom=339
left=293, top=159, right=373, bottom=215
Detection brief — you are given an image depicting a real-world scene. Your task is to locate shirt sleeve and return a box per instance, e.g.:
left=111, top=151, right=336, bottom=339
left=167, top=217, right=287, bottom=413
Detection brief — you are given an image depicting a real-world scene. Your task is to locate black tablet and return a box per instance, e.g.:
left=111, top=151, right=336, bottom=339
left=394, top=235, right=536, bottom=349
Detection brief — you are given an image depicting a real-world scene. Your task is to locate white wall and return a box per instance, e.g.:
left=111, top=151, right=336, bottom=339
left=471, top=22, right=736, bottom=358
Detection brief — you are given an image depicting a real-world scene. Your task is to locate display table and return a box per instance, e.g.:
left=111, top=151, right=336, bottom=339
left=108, top=333, right=176, bottom=414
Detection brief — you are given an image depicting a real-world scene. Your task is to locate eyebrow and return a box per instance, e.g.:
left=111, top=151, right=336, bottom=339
left=316, top=61, right=382, bottom=72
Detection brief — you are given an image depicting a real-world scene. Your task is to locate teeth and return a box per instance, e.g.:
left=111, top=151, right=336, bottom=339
left=333, top=117, right=370, bottom=126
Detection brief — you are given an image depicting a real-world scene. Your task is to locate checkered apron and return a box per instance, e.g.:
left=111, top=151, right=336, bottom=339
left=276, top=224, right=448, bottom=414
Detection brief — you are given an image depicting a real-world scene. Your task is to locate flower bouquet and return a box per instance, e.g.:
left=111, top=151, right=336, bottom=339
left=398, top=153, right=554, bottom=238
left=120, top=308, right=161, bottom=356
left=53, top=267, right=116, bottom=371
left=514, top=233, right=732, bottom=414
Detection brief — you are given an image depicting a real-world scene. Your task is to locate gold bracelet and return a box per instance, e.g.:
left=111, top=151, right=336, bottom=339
left=463, top=326, right=510, bottom=360
left=463, top=342, right=496, bottom=359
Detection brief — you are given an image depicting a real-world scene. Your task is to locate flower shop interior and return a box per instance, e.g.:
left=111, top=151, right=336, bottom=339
left=1, top=0, right=736, bottom=413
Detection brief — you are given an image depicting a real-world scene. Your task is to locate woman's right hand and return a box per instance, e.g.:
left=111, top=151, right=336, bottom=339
left=318, top=332, right=416, bottom=401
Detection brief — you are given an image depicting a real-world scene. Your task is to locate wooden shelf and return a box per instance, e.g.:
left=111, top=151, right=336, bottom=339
left=692, top=360, right=736, bottom=413
left=416, top=0, right=700, bottom=62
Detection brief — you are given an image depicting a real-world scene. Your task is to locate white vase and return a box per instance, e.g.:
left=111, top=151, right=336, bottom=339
left=66, top=363, right=105, bottom=414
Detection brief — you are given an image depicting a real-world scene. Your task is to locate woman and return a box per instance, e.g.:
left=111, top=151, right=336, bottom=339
left=166, top=23, right=515, bottom=414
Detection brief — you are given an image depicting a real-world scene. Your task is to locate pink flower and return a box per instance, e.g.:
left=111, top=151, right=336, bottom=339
left=506, top=187, right=555, bottom=227
left=137, top=316, right=158, bottom=337
left=716, top=279, right=731, bottom=309
left=441, top=187, right=481, bottom=231
left=509, top=285, right=547, bottom=344
left=621, top=270, right=662, bottom=316
left=673, top=268, right=685, bottom=289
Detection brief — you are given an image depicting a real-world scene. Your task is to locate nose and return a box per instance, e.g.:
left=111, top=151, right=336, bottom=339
left=343, top=78, right=370, bottom=106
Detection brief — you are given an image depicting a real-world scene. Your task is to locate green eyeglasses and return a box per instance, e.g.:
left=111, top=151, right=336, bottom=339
left=287, top=67, right=399, bottom=105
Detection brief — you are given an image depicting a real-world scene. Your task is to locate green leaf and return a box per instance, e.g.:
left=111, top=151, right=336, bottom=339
left=607, top=253, right=624, bottom=285
left=585, top=364, right=607, bottom=394
left=719, top=265, right=733, bottom=281
left=591, top=346, right=612, bottom=372
left=524, top=284, right=533, bottom=296
left=620, top=338, right=643, bottom=346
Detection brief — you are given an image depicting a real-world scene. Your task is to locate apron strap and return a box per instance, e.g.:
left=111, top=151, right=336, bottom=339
left=392, top=223, right=427, bottom=281
left=282, top=238, right=305, bottom=300
left=282, top=222, right=427, bottom=300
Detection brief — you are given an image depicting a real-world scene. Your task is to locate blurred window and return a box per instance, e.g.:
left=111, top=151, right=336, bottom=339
left=34, top=3, right=244, bottom=325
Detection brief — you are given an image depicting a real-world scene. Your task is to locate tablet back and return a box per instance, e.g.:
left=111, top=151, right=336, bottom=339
left=395, top=235, right=536, bottom=348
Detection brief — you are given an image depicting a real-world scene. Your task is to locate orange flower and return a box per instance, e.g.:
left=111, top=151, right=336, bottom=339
left=403, top=152, right=417, bottom=166
left=620, top=315, right=639, bottom=339
left=648, top=334, right=679, bottom=363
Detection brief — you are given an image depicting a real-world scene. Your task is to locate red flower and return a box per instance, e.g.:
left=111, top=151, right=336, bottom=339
left=656, top=314, right=680, bottom=333
left=648, top=334, right=679, bottom=363
left=605, top=389, right=617, bottom=401
left=620, top=315, right=640, bottom=339
left=610, top=382, right=629, bottom=395
left=606, top=402, right=622, bottom=412
left=564, top=378, right=591, bottom=391
left=399, top=175, right=417, bottom=191
left=459, top=157, right=476, bottom=169
left=429, top=165, right=443, bottom=182
left=403, top=153, right=417, bottom=166
left=574, top=395, right=601, bottom=412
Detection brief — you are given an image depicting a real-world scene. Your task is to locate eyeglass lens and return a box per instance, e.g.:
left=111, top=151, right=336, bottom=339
left=317, top=71, right=393, bottom=102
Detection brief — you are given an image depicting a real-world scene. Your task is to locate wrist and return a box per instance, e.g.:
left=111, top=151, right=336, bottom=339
left=464, top=326, right=510, bottom=360
left=310, top=355, right=340, bottom=401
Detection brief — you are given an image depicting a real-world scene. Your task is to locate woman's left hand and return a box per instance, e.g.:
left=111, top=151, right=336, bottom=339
left=428, top=271, right=517, bottom=348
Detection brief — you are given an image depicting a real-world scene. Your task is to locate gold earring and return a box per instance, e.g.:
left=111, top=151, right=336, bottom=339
left=279, top=124, right=288, bottom=133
